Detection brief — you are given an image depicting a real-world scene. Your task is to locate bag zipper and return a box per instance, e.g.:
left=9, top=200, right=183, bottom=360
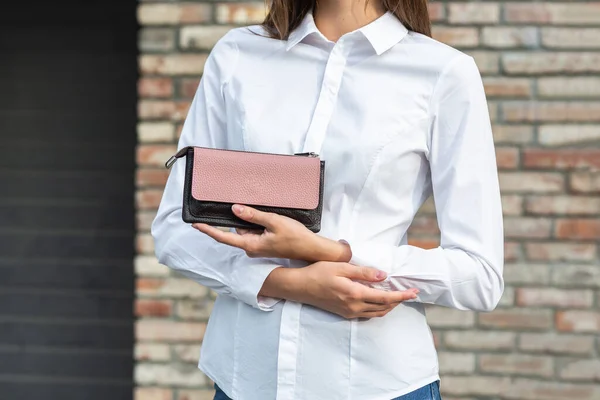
left=165, top=147, right=320, bottom=169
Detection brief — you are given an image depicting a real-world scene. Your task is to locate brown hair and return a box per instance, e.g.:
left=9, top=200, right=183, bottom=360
left=261, top=0, right=431, bottom=41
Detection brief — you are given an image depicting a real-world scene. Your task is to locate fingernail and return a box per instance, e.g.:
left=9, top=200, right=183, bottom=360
left=232, top=204, right=244, bottom=214
left=376, top=271, right=387, bottom=279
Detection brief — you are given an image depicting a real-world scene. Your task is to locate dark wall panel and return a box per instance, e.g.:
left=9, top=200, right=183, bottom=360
left=0, top=0, right=137, bottom=398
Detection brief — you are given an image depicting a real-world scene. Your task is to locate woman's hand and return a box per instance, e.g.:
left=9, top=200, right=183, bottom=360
left=193, top=204, right=351, bottom=262
left=260, top=262, right=419, bottom=319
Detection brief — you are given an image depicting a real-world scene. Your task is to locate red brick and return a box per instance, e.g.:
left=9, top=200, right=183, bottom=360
left=538, top=125, right=600, bottom=146
left=552, top=265, right=600, bottom=288
left=140, top=55, right=208, bottom=76
left=555, top=219, right=600, bottom=239
left=135, top=363, right=208, bottom=386
left=177, top=299, right=214, bottom=320
left=482, top=27, right=538, bottom=49
left=503, top=102, right=600, bottom=122
left=479, top=354, right=554, bottom=377
left=216, top=3, right=266, bottom=24
left=137, top=278, right=165, bottom=294
left=444, top=331, right=516, bottom=350
left=519, top=333, right=596, bottom=355
left=506, top=378, right=600, bottom=400
left=138, top=101, right=176, bottom=119
left=135, top=256, right=170, bottom=277
left=503, top=217, right=552, bottom=239
left=524, top=149, right=600, bottom=170
left=556, top=310, right=600, bottom=332
left=505, top=3, right=600, bottom=24
left=498, top=286, right=515, bottom=307
left=542, top=28, right=600, bottom=49
left=137, top=145, right=177, bottom=167
left=484, top=78, right=531, bottom=98
left=571, top=172, right=600, bottom=193
left=173, top=344, right=202, bottom=363
left=516, top=288, right=594, bottom=308
left=467, top=51, right=500, bottom=74
left=137, top=233, right=154, bottom=254
left=431, top=27, right=479, bottom=47
left=495, top=147, right=520, bottom=169
left=448, top=3, right=499, bottom=24
left=560, top=359, right=600, bottom=381
left=504, top=242, right=521, bottom=261
left=437, top=352, right=475, bottom=374
left=428, top=2, right=445, bottom=22
left=502, top=195, right=523, bottom=216
left=137, top=169, right=170, bottom=188
left=479, top=308, right=553, bottom=330
left=425, top=306, right=475, bottom=328
left=503, top=52, right=600, bottom=74
left=180, top=26, right=233, bottom=50
left=178, top=390, right=216, bottom=400
left=492, top=125, right=534, bottom=144
left=504, top=264, right=550, bottom=285
left=135, top=343, right=170, bottom=362
left=135, top=299, right=173, bottom=317
left=137, top=277, right=208, bottom=298
left=137, top=210, right=157, bottom=231
left=139, top=28, right=176, bottom=52
left=137, top=122, right=175, bottom=143
left=136, top=189, right=164, bottom=210
left=526, top=242, right=597, bottom=262
left=539, top=78, right=600, bottom=98
left=134, top=387, right=173, bottom=400
left=138, top=3, right=212, bottom=25
left=526, top=195, right=600, bottom=216
left=499, top=172, right=564, bottom=193
left=442, top=376, right=511, bottom=397
left=136, top=320, right=207, bottom=342
left=179, top=78, right=201, bottom=99
left=138, top=78, right=173, bottom=98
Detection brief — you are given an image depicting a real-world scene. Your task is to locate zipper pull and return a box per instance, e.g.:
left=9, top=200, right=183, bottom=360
left=165, top=146, right=192, bottom=169
left=294, top=152, right=319, bottom=157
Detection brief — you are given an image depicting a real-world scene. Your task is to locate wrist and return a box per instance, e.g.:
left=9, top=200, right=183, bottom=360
left=305, top=235, right=352, bottom=263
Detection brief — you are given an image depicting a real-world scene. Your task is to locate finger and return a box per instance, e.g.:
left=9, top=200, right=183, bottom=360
left=232, top=204, right=277, bottom=230
left=235, top=228, right=263, bottom=235
left=360, top=301, right=403, bottom=313
left=361, top=287, right=419, bottom=305
left=358, top=309, right=394, bottom=319
left=193, top=223, right=249, bottom=249
left=339, top=264, right=387, bottom=282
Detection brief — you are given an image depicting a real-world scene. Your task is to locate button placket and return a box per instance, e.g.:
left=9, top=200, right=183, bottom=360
left=301, top=40, right=352, bottom=154
left=275, top=39, right=353, bottom=400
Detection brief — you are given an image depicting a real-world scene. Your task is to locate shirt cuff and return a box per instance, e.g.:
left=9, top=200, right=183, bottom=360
left=233, top=263, right=283, bottom=311
left=337, top=238, right=418, bottom=298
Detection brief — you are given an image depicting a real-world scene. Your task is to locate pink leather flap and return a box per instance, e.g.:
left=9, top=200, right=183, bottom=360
left=192, top=148, right=321, bottom=210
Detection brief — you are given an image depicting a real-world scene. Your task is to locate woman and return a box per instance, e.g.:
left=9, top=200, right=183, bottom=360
left=151, top=0, right=504, bottom=398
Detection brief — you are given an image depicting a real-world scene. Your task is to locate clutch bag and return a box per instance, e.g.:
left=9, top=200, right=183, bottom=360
left=165, top=146, right=325, bottom=232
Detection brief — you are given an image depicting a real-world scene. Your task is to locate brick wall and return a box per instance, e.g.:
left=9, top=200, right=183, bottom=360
left=135, top=1, right=600, bottom=399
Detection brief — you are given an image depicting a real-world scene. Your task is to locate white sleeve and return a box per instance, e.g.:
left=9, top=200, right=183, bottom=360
left=343, top=55, right=504, bottom=312
left=151, top=32, right=283, bottom=311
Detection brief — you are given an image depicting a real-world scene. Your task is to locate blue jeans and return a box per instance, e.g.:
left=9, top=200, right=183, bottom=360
left=213, top=380, right=442, bottom=400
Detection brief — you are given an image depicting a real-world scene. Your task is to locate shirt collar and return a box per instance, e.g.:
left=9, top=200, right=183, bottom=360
left=285, top=11, right=409, bottom=55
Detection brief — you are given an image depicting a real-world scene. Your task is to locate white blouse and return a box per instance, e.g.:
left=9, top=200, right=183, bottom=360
left=152, top=11, right=504, bottom=400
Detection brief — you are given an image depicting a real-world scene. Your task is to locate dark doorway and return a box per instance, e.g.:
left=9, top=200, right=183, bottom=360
left=0, top=1, right=137, bottom=399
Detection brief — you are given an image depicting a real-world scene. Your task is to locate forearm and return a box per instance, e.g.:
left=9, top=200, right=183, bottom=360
left=303, top=235, right=352, bottom=263
left=345, top=240, right=504, bottom=312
